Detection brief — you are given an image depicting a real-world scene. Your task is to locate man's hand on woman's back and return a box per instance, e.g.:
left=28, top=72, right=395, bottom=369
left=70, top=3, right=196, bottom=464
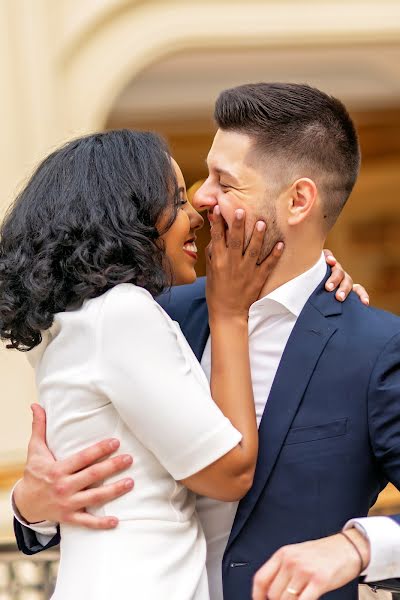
left=13, top=404, right=133, bottom=529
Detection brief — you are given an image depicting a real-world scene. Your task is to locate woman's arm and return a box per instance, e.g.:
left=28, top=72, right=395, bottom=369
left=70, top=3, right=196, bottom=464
left=99, top=215, right=282, bottom=502
left=180, top=208, right=283, bottom=500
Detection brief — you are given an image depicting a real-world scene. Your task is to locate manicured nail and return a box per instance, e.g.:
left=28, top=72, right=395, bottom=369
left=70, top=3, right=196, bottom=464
left=214, top=205, right=220, bottom=216
left=256, top=221, right=265, bottom=232
left=326, top=282, right=335, bottom=291
left=109, top=439, right=119, bottom=450
left=338, top=291, right=345, bottom=301
left=235, top=209, right=244, bottom=220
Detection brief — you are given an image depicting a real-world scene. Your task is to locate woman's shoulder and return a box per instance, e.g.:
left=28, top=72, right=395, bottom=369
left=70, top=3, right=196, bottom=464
left=102, top=282, right=154, bottom=304
left=94, top=283, right=170, bottom=329
left=94, top=284, right=188, bottom=360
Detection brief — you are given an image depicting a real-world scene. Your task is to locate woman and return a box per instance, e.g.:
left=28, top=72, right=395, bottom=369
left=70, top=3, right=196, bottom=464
left=0, top=130, right=282, bottom=599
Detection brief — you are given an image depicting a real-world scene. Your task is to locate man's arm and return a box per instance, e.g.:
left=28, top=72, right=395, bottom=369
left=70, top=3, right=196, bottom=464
left=253, top=329, right=400, bottom=600
left=252, top=527, right=370, bottom=600
left=344, top=515, right=400, bottom=582
left=13, top=404, right=134, bottom=554
left=251, top=516, right=400, bottom=600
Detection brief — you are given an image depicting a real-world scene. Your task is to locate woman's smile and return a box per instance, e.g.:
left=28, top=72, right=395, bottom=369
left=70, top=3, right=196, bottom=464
left=183, top=238, right=198, bottom=260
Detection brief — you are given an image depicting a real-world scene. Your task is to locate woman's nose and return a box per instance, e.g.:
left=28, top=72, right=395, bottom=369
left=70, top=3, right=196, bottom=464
left=189, top=203, right=204, bottom=231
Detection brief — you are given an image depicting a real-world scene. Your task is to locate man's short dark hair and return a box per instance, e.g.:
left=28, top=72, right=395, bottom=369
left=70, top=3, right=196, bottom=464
left=214, top=82, right=361, bottom=229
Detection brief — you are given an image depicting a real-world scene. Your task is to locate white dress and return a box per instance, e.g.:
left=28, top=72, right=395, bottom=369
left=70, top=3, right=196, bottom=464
left=28, top=283, right=242, bottom=600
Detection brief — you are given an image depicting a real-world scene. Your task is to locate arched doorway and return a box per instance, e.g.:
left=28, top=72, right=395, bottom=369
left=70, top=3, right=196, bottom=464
left=104, top=45, right=400, bottom=294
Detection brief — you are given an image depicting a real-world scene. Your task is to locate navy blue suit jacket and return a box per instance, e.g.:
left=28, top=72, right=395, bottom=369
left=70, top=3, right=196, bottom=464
left=14, top=272, right=400, bottom=600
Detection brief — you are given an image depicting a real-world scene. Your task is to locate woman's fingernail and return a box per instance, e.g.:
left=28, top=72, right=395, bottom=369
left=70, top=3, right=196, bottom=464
left=327, top=282, right=335, bottom=290
left=363, top=297, right=370, bottom=305
left=124, top=479, right=134, bottom=489
left=338, top=291, right=345, bottom=300
left=256, top=221, right=266, bottom=232
left=214, top=205, right=220, bottom=216
left=276, top=242, right=284, bottom=251
left=235, top=209, right=244, bottom=220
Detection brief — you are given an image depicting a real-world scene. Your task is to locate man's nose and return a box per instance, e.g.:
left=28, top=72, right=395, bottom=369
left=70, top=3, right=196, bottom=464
left=192, top=181, right=218, bottom=212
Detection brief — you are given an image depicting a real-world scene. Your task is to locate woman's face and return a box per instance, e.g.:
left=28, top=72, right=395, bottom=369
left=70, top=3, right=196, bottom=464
left=160, top=159, right=204, bottom=286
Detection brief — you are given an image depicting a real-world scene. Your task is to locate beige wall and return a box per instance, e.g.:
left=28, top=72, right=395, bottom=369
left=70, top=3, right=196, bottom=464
left=1, top=0, right=400, bottom=494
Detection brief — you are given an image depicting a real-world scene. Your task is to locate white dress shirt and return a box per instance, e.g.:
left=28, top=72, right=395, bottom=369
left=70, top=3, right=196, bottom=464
left=14, top=256, right=400, bottom=594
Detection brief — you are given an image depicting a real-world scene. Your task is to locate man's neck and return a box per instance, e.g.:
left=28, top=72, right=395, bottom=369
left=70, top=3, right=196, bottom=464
left=258, top=244, right=324, bottom=300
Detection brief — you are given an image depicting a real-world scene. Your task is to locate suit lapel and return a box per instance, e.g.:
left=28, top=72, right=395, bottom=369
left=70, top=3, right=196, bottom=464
left=226, top=295, right=339, bottom=551
left=180, top=296, right=210, bottom=361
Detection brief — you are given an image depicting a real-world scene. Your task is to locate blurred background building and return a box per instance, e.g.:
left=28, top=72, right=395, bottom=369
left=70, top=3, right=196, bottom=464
left=1, top=0, right=400, bottom=596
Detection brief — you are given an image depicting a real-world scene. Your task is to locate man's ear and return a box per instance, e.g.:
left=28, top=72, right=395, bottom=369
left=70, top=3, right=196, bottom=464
left=287, top=178, right=318, bottom=225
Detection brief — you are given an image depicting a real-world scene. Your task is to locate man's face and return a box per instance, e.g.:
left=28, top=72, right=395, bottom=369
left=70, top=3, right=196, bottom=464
left=192, top=129, right=284, bottom=259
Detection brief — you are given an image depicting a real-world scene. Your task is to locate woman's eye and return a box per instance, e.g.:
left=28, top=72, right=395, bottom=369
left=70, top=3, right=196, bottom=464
left=179, top=199, right=188, bottom=207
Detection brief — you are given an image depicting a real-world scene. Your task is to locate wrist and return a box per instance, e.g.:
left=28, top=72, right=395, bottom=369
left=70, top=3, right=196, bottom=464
left=13, top=479, right=43, bottom=524
left=209, top=311, right=248, bottom=327
left=340, top=528, right=371, bottom=572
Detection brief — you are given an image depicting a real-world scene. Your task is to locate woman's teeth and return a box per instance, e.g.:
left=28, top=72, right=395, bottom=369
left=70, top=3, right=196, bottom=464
left=183, top=242, right=197, bottom=253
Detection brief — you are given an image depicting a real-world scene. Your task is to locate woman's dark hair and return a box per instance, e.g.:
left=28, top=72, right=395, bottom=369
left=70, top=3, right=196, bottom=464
left=214, top=82, right=361, bottom=228
left=0, top=129, right=179, bottom=351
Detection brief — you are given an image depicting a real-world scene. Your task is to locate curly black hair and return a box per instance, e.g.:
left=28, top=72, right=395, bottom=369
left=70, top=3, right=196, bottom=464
left=0, top=129, right=179, bottom=351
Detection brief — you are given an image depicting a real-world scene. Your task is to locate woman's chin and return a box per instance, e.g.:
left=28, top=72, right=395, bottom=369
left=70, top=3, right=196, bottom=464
left=172, top=268, right=198, bottom=287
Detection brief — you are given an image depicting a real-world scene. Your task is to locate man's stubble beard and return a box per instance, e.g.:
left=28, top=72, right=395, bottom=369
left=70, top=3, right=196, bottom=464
left=244, top=202, right=284, bottom=263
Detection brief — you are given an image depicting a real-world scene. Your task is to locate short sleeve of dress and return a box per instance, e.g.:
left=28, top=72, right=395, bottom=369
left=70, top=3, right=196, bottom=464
left=97, top=284, right=242, bottom=480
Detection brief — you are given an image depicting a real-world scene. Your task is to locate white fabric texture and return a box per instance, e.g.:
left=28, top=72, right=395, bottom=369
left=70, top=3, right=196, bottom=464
left=24, top=283, right=242, bottom=600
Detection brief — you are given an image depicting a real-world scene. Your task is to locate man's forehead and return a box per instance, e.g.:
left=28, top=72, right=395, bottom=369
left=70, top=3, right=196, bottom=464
left=207, top=129, right=253, bottom=168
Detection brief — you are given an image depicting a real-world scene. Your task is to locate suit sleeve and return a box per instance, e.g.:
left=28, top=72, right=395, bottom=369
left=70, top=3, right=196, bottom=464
left=368, top=331, right=400, bottom=486
left=11, top=482, right=60, bottom=555
left=14, top=517, right=60, bottom=555
left=366, top=331, right=400, bottom=580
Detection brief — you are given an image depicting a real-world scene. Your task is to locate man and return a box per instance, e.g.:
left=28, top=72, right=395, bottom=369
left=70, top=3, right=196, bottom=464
left=12, top=83, right=400, bottom=600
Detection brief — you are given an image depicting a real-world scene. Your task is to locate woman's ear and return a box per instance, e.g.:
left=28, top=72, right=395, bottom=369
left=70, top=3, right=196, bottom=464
left=287, top=178, right=318, bottom=226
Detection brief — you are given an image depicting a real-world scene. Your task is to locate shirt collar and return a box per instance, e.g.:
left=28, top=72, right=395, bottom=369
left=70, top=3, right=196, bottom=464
left=252, top=252, right=328, bottom=318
